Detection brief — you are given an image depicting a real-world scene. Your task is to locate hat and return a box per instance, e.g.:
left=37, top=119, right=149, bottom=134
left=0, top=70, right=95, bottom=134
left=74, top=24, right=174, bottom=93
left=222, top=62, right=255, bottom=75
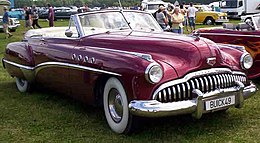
left=3, top=6, right=8, bottom=10
left=159, top=5, right=166, bottom=10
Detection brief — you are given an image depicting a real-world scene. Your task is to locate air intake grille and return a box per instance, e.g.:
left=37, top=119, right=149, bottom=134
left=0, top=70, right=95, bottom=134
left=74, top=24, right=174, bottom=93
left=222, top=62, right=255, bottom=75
left=155, top=73, right=247, bottom=103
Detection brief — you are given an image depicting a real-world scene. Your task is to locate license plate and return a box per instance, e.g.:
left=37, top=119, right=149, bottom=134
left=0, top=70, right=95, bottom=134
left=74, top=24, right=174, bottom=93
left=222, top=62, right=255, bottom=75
left=205, top=95, right=235, bottom=111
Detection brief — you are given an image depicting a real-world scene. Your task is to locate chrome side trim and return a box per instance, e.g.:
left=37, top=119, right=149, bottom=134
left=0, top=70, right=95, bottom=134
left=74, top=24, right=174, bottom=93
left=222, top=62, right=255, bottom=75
left=86, top=46, right=153, bottom=62
left=152, top=68, right=246, bottom=99
left=3, top=59, right=34, bottom=71
left=200, top=32, right=260, bottom=38
left=2, top=59, right=122, bottom=81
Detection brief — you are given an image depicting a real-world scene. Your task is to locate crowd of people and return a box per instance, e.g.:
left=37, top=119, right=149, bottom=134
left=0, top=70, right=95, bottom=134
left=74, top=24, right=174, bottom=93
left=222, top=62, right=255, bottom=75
left=23, top=4, right=54, bottom=32
left=154, top=2, right=198, bottom=34
left=2, top=3, right=55, bottom=38
left=2, top=2, right=198, bottom=38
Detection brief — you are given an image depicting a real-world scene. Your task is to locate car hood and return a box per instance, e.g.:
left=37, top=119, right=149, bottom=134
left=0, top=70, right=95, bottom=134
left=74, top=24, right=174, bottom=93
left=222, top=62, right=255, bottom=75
left=84, top=31, right=224, bottom=78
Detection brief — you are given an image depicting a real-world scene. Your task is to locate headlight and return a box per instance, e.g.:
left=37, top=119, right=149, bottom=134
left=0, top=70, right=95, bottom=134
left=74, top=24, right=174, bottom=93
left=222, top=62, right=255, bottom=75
left=240, top=53, right=253, bottom=69
left=145, top=63, right=163, bottom=84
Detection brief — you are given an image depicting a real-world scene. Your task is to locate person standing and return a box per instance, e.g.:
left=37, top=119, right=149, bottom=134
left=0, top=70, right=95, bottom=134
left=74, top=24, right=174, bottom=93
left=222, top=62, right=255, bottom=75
left=171, top=7, right=184, bottom=34
left=47, top=4, right=54, bottom=27
left=31, top=5, right=41, bottom=29
left=187, top=2, right=198, bottom=31
left=24, top=6, right=33, bottom=33
left=2, top=6, right=12, bottom=38
left=180, top=3, right=188, bottom=32
left=156, top=5, right=168, bottom=30
left=167, top=4, right=174, bottom=28
left=83, top=4, right=90, bottom=12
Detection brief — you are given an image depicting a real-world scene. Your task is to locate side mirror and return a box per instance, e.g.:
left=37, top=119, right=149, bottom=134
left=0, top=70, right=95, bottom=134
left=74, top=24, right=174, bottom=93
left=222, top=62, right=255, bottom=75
left=65, top=29, right=73, bottom=37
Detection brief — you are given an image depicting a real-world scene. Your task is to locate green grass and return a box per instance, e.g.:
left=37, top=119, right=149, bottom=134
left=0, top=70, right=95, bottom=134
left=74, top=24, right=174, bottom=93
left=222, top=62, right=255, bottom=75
left=0, top=19, right=260, bottom=142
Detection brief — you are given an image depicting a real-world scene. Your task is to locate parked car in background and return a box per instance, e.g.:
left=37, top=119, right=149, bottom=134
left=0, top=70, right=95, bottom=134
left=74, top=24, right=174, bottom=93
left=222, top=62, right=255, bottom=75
left=192, top=5, right=229, bottom=25
left=39, top=7, right=78, bottom=20
left=141, top=0, right=168, bottom=13
left=197, top=13, right=260, bottom=78
left=8, top=9, right=24, bottom=20
left=0, top=16, right=20, bottom=32
left=2, top=10, right=257, bottom=134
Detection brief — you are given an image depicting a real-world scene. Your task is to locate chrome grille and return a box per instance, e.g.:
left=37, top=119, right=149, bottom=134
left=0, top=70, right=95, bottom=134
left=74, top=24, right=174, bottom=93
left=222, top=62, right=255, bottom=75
left=154, top=72, right=247, bottom=103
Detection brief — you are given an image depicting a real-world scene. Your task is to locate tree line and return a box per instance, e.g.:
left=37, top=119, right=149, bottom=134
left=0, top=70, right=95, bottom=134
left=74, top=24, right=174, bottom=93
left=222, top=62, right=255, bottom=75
left=14, top=0, right=220, bottom=8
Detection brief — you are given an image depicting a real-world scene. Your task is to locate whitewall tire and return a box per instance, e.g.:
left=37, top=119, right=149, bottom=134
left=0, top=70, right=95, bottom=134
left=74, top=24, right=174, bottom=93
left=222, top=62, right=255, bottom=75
left=103, top=77, right=133, bottom=134
left=15, top=77, right=29, bottom=93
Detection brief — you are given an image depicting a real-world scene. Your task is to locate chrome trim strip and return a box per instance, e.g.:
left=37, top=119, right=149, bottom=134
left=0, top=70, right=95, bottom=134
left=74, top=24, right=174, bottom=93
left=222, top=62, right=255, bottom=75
left=163, top=89, right=167, bottom=102
left=208, top=76, right=213, bottom=91
left=204, top=76, right=209, bottom=92
left=173, top=86, right=177, bottom=101
left=182, top=83, right=186, bottom=99
left=212, top=75, right=217, bottom=89
left=177, top=84, right=181, bottom=100
left=187, top=82, right=191, bottom=98
left=199, top=77, right=204, bottom=92
left=152, top=68, right=246, bottom=99
left=2, top=59, right=122, bottom=78
left=200, top=32, right=260, bottom=38
left=167, top=88, right=172, bottom=102
left=86, top=46, right=153, bottom=62
left=3, top=59, right=34, bottom=70
left=158, top=92, right=162, bottom=102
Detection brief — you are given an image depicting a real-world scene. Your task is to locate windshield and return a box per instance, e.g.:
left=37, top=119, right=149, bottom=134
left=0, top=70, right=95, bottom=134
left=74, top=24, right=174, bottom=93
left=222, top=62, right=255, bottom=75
left=78, top=11, right=162, bottom=35
left=79, top=12, right=130, bottom=35
left=124, top=11, right=162, bottom=32
left=220, top=0, right=238, bottom=8
left=252, top=15, right=260, bottom=30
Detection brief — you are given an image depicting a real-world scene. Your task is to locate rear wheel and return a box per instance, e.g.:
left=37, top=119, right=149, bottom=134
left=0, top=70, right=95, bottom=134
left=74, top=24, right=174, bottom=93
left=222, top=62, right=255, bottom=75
left=15, top=77, right=30, bottom=93
left=103, top=77, right=134, bottom=134
left=204, top=17, right=215, bottom=25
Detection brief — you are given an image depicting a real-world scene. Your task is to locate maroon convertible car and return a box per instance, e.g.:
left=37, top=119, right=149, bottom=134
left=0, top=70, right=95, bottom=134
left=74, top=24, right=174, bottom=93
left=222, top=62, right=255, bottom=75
left=2, top=10, right=258, bottom=134
left=197, top=13, right=260, bottom=79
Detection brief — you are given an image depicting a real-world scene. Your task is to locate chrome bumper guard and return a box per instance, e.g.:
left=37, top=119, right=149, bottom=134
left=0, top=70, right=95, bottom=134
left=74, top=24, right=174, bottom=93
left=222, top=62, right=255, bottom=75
left=215, top=19, right=229, bottom=23
left=129, top=81, right=257, bottom=119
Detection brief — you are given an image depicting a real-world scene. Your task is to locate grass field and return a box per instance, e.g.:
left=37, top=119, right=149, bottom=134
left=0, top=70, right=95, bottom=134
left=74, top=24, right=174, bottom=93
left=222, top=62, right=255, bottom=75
left=0, top=19, right=259, bottom=142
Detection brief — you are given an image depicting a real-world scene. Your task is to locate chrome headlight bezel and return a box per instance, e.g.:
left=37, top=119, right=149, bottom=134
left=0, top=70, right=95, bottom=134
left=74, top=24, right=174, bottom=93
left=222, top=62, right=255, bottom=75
left=240, top=53, right=253, bottom=70
left=145, top=63, right=163, bottom=84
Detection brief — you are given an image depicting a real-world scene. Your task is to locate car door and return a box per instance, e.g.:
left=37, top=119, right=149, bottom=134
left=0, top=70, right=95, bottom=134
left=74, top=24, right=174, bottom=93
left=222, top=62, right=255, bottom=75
left=195, top=7, right=204, bottom=23
left=31, top=34, right=79, bottom=95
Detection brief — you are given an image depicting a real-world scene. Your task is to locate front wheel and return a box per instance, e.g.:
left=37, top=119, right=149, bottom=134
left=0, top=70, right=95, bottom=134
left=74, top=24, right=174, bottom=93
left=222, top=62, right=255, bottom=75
left=103, top=77, right=133, bottom=134
left=15, top=77, right=30, bottom=92
left=204, top=17, right=215, bottom=25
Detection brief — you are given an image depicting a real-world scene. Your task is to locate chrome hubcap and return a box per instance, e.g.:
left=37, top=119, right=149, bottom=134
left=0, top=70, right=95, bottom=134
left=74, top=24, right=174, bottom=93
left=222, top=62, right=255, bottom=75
left=206, top=20, right=213, bottom=25
left=108, top=88, right=123, bottom=123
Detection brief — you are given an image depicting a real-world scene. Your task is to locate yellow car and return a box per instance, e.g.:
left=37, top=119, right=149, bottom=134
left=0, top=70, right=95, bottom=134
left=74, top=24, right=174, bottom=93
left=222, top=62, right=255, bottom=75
left=194, top=5, right=229, bottom=25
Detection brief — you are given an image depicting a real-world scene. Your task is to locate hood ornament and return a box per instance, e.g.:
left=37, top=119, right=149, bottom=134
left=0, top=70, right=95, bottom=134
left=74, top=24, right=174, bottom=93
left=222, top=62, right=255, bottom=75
left=207, top=57, right=216, bottom=66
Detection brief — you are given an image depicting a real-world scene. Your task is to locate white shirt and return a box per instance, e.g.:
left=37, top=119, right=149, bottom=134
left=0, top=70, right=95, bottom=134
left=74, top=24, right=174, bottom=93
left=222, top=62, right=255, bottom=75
left=188, top=6, right=198, bottom=18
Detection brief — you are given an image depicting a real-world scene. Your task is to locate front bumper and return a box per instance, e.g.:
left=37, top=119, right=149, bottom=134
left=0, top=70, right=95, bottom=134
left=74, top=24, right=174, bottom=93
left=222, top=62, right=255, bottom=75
left=129, top=81, right=257, bottom=119
left=215, top=18, right=229, bottom=23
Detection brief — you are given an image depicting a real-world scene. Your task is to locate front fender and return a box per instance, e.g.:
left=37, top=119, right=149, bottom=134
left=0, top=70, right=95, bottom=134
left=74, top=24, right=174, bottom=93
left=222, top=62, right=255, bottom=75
left=3, top=42, right=34, bottom=79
